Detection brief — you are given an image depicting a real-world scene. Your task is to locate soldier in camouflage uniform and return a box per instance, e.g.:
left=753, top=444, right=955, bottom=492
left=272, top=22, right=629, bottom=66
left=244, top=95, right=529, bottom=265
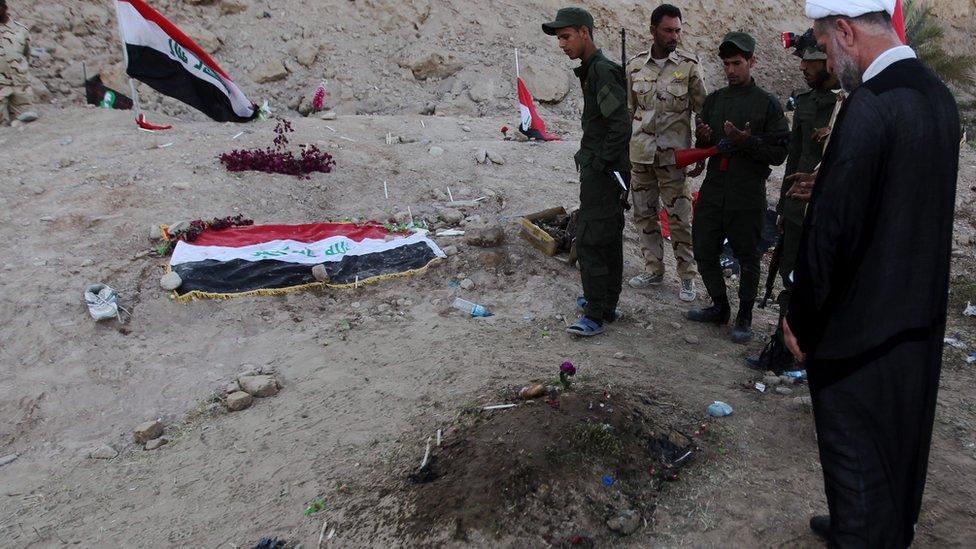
left=747, top=35, right=840, bottom=372
left=0, top=0, right=36, bottom=126
left=543, top=8, right=631, bottom=338
left=626, top=4, right=707, bottom=302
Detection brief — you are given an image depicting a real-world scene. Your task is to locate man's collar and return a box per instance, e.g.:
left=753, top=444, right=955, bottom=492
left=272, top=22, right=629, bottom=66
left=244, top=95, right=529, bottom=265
left=863, top=45, right=917, bottom=83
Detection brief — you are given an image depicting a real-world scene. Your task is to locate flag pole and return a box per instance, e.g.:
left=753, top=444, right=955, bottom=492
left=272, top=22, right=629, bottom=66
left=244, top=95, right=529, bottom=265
left=515, top=48, right=520, bottom=79
left=113, top=1, right=143, bottom=122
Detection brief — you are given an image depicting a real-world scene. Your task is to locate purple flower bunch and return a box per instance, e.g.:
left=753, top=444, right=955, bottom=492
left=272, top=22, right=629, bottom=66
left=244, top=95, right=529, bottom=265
left=219, top=117, right=335, bottom=178
left=559, top=361, right=576, bottom=389
left=311, top=81, right=327, bottom=112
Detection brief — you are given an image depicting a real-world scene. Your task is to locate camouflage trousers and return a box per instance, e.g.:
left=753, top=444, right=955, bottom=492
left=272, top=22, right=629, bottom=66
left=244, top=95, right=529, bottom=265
left=630, top=162, right=697, bottom=280
left=0, top=85, right=33, bottom=125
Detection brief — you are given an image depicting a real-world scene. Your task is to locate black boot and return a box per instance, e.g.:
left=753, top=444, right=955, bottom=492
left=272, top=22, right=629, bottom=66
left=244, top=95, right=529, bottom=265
left=809, top=515, right=830, bottom=540
left=687, top=295, right=731, bottom=325
left=731, top=302, right=754, bottom=344
left=746, top=335, right=795, bottom=373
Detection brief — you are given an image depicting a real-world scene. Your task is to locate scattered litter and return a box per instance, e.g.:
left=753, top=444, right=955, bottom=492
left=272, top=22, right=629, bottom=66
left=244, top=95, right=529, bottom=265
left=317, top=521, right=328, bottom=549
left=754, top=382, right=767, bottom=393
left=436, top=229, right=465, bottom=237
left=482, top=404, right=516, bottom=411
left=967, top=352, right=976, bottom=364
left=420, top=436, right=432, bottom=469
left=232, top=131, right=245, bottom=140
left=782, top=370, right=807, bottom=380
left=519, top=383, right=547, bottom=400
left=447, top=200, right=482, bottom=208
left=323, top=125, right=337, bottom=133
left=446, top=186, right=454, bottom=202
left=338, top=135, right=357, bottom=143
left=84, top=283, right=130, bottom=323
left=452, top=297, right=491, bottom=317
left=944, top=337, right=966, bottom=349
left=303, top=498, right=326, bottom=517
left=964, top=301, right=976, bottom=317
left=707, top=401, right=733, bottom=417
left=157, top=142, right=174, bottom=148
left=383, top=180, right=389, bottom=200
left=436, top=429, right=442, bottom=446
left=601, top=475, right=615, bottom=487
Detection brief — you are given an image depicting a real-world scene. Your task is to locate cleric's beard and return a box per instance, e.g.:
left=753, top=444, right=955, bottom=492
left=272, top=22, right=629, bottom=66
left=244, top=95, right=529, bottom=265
left=831, top=36, right=863, bottom=91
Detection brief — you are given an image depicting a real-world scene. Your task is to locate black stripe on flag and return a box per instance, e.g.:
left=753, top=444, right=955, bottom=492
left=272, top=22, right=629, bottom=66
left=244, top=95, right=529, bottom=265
left=172, top=242, right=439, bottom=295
left=125, top=44, right=254, bottom=123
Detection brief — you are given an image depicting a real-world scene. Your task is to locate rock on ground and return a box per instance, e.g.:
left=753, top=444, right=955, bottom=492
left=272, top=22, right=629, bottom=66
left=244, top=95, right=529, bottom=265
left=607, top=509, right=641, bottom=535
left=465, top=225, right=504, bottom=247
left=88, top=446, right=117, bottom=460
left=251, top=60, right=289, bottom=83
left=238, top=374, right=279, bottom=397
left=226, top=391, right=254, bottom=411
left=132, top=420, right=164, bottom=444
left=145, top=437, right=169, bottom=451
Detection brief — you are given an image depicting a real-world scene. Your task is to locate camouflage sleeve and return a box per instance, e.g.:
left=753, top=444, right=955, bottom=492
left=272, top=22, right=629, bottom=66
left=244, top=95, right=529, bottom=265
left=594, top=61, right=631, bottom=172
left=627, top=67, right=637, bottom=119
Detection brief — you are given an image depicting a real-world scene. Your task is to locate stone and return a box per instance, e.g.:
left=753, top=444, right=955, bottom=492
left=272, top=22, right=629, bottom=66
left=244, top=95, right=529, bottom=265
left=226, top=391, right=254, bottom=411
left=149, top=224, right=163, bottom=240
left=312, top=264, right=330, bottom=282
left=428, top=146, right=445, bottom=157
left=28, top=75, right=52, bottom=103
left=465, top=225, right=505, bottom=248
left=438, top=208, right=464, bottom=225
left=793, top=396, right=813, bottom=408
left=220, top=0, right=249, bottom=14
left=160, top=272, right=183, bottom=291
left=607, top=509, right=641, bottom=536
left=133, top=420, right=164, bottom=444
left=487, top=151, right=505, bottom=165
left=225, top=380, right=242, bottom=394
left=460, top=278, right=475, bottom=290
left=320, top=111, right=337, bottom=120
left=613, top=352, right=626, bottom=360
left=775, top=386, right=794, bottom=396
left=377, top=303, right=392, bottom=313
left=684, top=334, right=699, bottom=344
left=295, top=45, right=319, bottom=68
left=475, top=148, right=489, bottom=164
left=251, top=59, right=289, bottom=83
left=467, top=78, right=495, bottom=103
left=88, top=446, right=117, bottom=460
left=443, top=245, right=459, bottom=257
left=0, top=453, right=19, bottom=467
left=61, top=61, right=86, bottom=87
left=670, top=322, right=682, bottom=329
left=779, top=375, right=796, bottom=385
left=238, top=374, right=279, bottom=397
left=762, top=375, right=782, bottom=387
left=182, top=25, right=222, bottom=53
left=521, top=63, right=570, bottom=103
left=398, top=50, right=463, bottom=80
left=145, top=437, right=169, bottom=451
left=479, top=251, right=506, bottom=268
left=172, top=181, right=190, bottom=190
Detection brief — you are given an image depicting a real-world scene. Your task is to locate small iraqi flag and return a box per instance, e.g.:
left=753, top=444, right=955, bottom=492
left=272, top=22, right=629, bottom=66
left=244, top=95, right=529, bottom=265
left=115, top=0, right=258, bottom=123
left=167, top=223, right=446, bottom=301
left=893, top=0, right=907, bottom=44
left=517, top=77, right=559, bottom=141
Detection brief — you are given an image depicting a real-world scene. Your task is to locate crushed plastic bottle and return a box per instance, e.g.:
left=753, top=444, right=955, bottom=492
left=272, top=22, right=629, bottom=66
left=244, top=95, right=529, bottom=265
left=783, top=370, right=807, bottom=380
left=452, top=297, right=492, bottom=317
left=707, top=401, right=733, bottom=417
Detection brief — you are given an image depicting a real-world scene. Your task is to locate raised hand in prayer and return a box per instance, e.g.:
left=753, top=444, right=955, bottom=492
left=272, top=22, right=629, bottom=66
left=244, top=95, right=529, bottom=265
left=724, top=120, right=752, bottom=146
left=786, top=171, right=818, bottom=202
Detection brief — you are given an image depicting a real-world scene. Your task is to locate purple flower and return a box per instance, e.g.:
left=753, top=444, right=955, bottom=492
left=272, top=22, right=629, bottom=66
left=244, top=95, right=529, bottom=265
left=560, top=362, right=576, bottom=377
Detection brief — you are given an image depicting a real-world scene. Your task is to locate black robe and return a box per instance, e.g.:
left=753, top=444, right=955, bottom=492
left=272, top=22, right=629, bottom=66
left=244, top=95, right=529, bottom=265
left=787, top=58, right=960, bottom=547
left=788, top=58, right=959, bottom=364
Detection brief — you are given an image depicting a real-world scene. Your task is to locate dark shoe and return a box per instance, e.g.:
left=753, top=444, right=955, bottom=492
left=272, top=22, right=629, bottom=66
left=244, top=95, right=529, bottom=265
left=731, top=303, right=754, bottom=344
left=745, top=355, right=763, bottom=369
left=687, top=296, right=731, bottom=325
left=809, top=515, right=830, bottom=540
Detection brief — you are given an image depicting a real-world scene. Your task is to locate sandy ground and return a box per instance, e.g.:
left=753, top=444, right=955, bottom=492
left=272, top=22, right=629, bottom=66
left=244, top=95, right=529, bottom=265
left=0, top=107, right=974, bottom=547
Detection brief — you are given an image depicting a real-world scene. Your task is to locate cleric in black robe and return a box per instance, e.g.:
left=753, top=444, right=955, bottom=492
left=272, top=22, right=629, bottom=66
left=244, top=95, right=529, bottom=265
left=783, top=1, right=961, bottom=547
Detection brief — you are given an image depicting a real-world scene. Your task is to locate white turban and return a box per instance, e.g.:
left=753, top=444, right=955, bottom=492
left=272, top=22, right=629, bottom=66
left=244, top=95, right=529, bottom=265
left=806, top=0, right=896, bottom=19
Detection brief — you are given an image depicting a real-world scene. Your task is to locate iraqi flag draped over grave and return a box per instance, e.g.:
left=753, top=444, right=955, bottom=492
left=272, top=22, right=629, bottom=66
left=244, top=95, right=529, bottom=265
left=517, top=77, right=560, bottom=141
left=167, top=223, right=446, bottom=301
left=115, top=0, right=258, bottom=123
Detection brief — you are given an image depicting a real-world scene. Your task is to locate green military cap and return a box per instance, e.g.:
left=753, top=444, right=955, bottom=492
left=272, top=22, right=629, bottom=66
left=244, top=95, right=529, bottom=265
left=720, top=31, right=756, bottom=54
left=542, top=7, right=594, bottom=35
left=801, top=45, right=828, bottom=61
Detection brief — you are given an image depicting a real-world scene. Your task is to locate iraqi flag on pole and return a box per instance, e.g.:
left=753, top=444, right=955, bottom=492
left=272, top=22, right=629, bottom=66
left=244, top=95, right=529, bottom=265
left=115, top=0, right=258, bottom=123
left=892, top=0, right=907, bottom=44
left=517, top=77, right=560, bottom=141
left=166, top=223, right=446, bottom=301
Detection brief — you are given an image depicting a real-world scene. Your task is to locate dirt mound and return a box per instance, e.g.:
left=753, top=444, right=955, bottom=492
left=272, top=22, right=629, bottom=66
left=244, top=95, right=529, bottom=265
left=400, top=385, right=701, bottom=544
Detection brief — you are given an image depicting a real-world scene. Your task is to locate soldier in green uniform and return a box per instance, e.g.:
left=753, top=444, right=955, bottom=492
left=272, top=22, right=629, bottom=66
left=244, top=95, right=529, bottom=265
left=687, top=32, right=789, bottom=343
left=748, top=32, right=840, bottom=371
left=0, top=0, right=37, bottom=126
left=542, top=8, right=631, bottom=337
left=626, top=4, right=708, bottom=302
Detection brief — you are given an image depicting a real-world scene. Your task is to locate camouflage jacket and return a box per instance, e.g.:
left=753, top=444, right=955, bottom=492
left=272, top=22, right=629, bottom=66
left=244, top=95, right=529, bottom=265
left=0, top=20, right=30, bottom=87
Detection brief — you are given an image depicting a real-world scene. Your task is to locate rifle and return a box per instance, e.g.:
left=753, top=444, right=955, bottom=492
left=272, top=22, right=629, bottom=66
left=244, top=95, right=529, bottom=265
left=675, top=131, right=791, bottom=171
left=759, top=231, right=784, bottom=309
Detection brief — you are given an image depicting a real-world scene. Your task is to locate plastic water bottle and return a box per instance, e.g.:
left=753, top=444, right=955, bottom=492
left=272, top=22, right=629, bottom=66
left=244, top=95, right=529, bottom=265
left=452, top=297, right=491, bottom=317
left=707, top=401, right=733, bottom=417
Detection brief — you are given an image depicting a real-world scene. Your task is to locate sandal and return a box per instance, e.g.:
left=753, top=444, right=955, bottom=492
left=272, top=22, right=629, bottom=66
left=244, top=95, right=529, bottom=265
left=566, top=316, right=606, bottom=337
